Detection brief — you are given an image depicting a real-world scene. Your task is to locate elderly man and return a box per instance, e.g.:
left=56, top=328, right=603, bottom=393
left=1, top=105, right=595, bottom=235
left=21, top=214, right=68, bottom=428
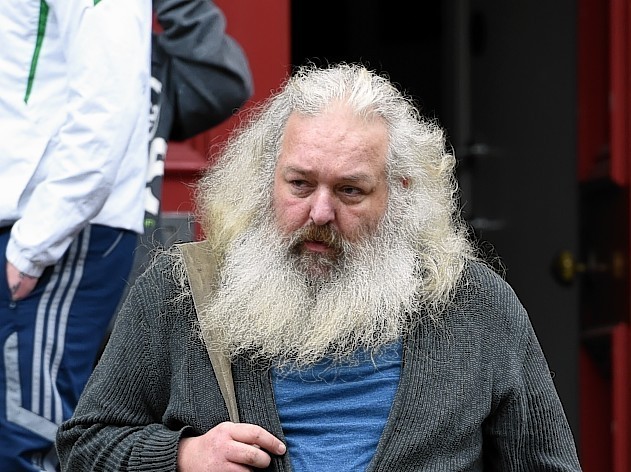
left=56, top=64, right=581, bottom=471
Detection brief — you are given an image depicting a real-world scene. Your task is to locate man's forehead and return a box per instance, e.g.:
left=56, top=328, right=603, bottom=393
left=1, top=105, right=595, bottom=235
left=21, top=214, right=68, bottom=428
left=280, top=109, right=388, bottom=162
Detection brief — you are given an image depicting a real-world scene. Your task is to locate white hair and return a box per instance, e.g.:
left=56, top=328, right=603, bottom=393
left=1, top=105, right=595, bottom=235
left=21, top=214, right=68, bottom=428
left=195, top=63, right=474, bottom=315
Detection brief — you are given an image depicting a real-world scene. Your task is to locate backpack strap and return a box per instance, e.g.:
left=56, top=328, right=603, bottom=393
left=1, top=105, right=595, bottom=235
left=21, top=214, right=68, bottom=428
left=178, top=241, right=240, bottom=423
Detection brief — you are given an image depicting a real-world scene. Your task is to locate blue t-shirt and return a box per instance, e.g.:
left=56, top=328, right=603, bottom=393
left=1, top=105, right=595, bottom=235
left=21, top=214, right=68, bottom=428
left=272, top=342, right=402, bottom=471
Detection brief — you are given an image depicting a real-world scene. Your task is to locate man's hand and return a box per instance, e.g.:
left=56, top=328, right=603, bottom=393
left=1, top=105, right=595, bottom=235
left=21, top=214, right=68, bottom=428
left=6, top=262, right=38, bottom=301
left=177, top=422, right=286, bottom=471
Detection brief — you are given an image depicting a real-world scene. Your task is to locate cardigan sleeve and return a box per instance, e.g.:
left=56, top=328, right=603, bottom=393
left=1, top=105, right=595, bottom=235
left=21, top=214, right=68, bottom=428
left=56, top=261, right=186, bottom=471
left=482, top=305, right=582, bottom=471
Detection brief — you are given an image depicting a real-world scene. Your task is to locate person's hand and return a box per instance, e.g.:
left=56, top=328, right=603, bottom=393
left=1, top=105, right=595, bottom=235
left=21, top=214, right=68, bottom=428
left=6, top=262, right=38, bottom=301
left=176, top=422, right=286, bottom=471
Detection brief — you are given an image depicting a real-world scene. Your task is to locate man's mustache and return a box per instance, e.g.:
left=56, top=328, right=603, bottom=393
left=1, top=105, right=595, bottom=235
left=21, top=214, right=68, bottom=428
left=289, top=224, right=344, bottom=253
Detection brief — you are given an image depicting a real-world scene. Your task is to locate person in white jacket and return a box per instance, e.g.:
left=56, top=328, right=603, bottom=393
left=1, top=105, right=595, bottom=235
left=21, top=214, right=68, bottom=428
left=0, top=0, right=151, bottom=470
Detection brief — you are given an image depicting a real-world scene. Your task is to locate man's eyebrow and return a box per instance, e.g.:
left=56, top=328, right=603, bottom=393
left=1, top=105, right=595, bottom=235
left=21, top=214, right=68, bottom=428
left=341, top=173, right=375, bottom=183
left=282, top=166, right=309, bottom=176
left=282, top=166, right=378, bottom=183
left=282, top=165, right=379, bottom=183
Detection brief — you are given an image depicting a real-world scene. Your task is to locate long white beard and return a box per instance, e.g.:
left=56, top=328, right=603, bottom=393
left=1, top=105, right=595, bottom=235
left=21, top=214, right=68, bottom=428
left=197, top=214, right=425, bottom=369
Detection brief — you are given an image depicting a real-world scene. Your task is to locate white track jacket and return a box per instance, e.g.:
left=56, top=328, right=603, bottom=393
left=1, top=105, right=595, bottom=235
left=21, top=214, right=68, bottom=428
left=0, top=0, right=151, bottom=277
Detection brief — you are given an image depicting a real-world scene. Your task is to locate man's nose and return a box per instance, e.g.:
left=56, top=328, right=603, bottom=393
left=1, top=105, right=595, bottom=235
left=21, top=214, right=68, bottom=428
left=309, top=190, right=335, bottom=226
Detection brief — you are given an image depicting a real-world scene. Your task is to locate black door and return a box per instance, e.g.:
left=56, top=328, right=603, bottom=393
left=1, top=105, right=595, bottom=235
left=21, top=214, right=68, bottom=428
left=292, top=0, right=580, bottom=439
left=443, top=0, right=580, bottom=437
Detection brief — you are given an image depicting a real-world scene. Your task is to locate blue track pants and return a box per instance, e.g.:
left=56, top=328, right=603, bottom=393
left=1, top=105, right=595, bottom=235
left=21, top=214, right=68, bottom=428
left=0, top=225, right=137, bottom=471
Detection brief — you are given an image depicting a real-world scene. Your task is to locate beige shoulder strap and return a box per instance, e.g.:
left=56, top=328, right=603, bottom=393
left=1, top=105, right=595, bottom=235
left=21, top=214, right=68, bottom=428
left=178, top=241, right=240, bottom=423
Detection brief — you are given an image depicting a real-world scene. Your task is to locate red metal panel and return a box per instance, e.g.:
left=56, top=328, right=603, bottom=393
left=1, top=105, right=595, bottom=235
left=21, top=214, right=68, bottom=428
left=578, top=0, right=631, bottom=468
left=161, top=142, right=205, bottom=214
left=612, top=323, right=630, bottom=472
left=578, top=0, right=630, bottom=185
left=609, top=0, right=629, bottom=185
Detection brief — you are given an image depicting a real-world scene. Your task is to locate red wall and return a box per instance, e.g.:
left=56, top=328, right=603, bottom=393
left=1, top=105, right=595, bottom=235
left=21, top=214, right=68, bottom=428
left=162, top=0, right=291, bottom=216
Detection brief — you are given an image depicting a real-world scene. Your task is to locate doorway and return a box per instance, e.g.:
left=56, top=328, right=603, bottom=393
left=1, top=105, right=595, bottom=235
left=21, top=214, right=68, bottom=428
left=292, top=0, right=580, bottom=439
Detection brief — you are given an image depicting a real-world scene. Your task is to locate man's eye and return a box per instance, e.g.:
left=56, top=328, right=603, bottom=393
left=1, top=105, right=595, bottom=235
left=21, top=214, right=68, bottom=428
left=289, top=180, right=313, bottom=194
left=290, top=180, right=308, bottom=188
left=340, top=186, right=362, bottom=196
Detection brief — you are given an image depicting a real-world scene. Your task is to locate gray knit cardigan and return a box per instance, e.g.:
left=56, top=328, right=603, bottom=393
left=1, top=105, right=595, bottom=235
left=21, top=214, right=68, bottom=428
left=56, top=255, right=582, bottom=471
